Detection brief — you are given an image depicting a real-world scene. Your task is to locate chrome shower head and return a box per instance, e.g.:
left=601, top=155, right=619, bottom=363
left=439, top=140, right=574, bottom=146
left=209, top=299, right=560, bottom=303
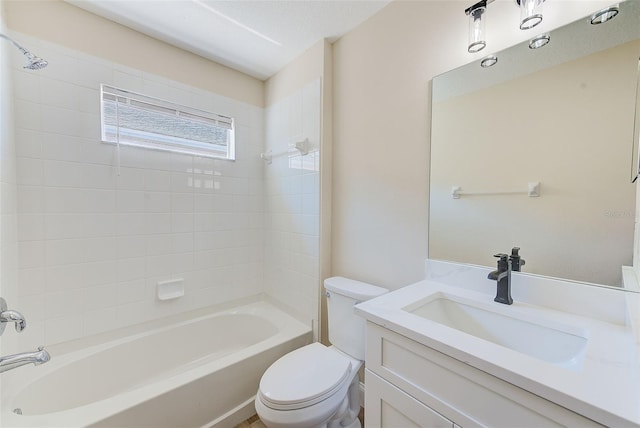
left=23, top=52, right=48, bottom=70
left=0, top=33, right=48, bottom=70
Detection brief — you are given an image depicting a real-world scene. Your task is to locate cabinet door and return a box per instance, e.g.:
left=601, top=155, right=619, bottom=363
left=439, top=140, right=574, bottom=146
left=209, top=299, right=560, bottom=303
left=365, top=369, right=454, bottom=428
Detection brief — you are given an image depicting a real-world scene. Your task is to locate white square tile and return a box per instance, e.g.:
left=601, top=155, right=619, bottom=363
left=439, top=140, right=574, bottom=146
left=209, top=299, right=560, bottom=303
left=17, top=185, right=44, bottom=214
left=171, top=212, right=194, bottom=233
left=12, top=70, right=41, bottom=103
left=43, top=160, right=82, bottom=188
left=117, top=213, right=147, bottom=236
left=117, top=279, right=146, bottom=304
left=171, top=193, right=194, bottom=213
left=40, top=77, right=79, bottom=110
left=18, top=268, right=46, bottom=297
left=44, top=214, right=85, bottom=239
left=18, top=240, right=45, bottom=269
left=17, top=157, right=43, bottom=186
left=18, top=214, right=45, bottom=241
left=146, top=234, right=172, bottom=256
left=41, top=105, right=80, bottom=137
left=15, top=129, right=44, bottom=159
left=117, top=236, right=146, bottom=259
left=83, top=283, right=119, bottom=311
left=144, top=191, right=171, bottom=213
left=44, top=289, right=83, bottom=320
left=83, top=307, right=117, bottom=336
left=172, top=233, right=194, bottom=253
left=45, top=264, right=84, bottom=292
left=145, top=213, right=171, bottom=234
left=84, top=237, right=117, bottom=262
left=83, top=260, right=117, bottom=287
left=145, top=170, right=172, bottom=191
left=45, top=239, right=86, bottom=266
left=45, top=315, right=83, bottom=344
left=117, top=257, right=146, bottom=282
left=117, top=190, right=146, bottom=213
left=14, top=99, right=42, bottom=131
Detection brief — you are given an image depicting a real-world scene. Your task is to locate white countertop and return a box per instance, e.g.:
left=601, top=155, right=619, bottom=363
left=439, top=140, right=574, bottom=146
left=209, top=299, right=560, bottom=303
left=355, top=262, right=640, bottom=427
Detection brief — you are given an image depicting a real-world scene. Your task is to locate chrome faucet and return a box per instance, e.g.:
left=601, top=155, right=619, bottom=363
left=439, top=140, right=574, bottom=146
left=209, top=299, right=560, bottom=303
left=488, top=253, right=513, bottom=305
left=0, top=297, right=26, bottom=334
left=0, top=308, right=26, bottom=333
left=0, top=346, right=50, bottom=373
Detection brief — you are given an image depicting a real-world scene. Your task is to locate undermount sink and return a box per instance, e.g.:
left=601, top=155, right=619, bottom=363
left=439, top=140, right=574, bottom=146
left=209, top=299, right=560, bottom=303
left=404, top=293, right=588, bottom=368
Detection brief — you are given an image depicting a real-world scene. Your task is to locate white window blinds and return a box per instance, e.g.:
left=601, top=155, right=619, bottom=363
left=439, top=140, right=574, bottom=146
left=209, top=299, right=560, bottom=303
left=100, top=85, right=235, bottom=159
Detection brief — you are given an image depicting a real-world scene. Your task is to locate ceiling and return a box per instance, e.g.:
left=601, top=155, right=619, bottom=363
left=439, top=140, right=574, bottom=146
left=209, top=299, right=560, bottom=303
left=66, top=0, right=391, bottom=80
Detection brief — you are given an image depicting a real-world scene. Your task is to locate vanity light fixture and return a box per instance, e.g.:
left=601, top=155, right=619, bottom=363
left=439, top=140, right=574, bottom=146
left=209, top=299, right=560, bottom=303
left=465, top=0, right=493, bottom=53
left=590, top=5, right=619, bottom=25
left=516, top=0, right=545, bottom=30
left=481, top=55, right=498, bottom=68
left=529, top=33, right=550, bottom=49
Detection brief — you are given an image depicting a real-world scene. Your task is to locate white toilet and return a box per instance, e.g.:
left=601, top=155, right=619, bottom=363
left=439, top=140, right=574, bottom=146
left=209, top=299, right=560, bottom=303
left=255, top=277, right=388, bottom=428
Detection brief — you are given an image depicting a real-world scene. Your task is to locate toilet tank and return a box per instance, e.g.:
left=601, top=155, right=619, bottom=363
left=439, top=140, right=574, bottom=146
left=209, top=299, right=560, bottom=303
left=324, top=277, right=388, bottom=360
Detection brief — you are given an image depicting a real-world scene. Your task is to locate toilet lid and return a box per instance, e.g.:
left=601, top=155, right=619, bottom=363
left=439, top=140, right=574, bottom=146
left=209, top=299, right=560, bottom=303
left=259, top=343, right=352, bottom=410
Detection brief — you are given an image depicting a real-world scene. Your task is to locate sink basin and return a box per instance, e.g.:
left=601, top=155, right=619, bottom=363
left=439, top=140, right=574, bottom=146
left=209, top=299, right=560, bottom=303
left=404, top=293, right=588, bottom=367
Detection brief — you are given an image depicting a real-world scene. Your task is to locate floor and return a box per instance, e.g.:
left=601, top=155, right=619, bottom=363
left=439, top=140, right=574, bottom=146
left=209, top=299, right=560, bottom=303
left=235, top=414, right=266, bottom=428
left=235, top=408, right=365, bottom=428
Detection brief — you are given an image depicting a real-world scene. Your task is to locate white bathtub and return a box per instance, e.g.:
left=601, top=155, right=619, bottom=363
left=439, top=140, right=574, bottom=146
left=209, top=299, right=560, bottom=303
left=1, top=299, right=311, bottom=428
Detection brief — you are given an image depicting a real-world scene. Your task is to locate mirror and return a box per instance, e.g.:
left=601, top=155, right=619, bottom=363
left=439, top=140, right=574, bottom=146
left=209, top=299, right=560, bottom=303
left=429, top=1, right=640, bottom=289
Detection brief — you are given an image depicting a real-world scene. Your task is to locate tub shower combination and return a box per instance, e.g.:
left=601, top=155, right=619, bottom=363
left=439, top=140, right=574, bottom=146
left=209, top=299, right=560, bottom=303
left=1, top=299, right=311, bottom=427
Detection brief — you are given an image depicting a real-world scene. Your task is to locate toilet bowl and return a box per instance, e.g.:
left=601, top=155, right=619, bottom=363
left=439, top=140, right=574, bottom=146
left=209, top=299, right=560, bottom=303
left=255, top=277, right=388, bottom=428
left=255, top=343, right=361, bottom=428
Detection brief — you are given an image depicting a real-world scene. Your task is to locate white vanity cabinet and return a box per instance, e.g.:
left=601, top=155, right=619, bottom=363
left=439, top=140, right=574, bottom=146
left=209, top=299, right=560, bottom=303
left=364, top=322, right=603, bottom=428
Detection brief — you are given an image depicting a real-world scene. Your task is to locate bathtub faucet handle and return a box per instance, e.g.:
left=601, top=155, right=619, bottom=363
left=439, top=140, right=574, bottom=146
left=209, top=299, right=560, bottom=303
left=0, top=298, right=27, bottom=335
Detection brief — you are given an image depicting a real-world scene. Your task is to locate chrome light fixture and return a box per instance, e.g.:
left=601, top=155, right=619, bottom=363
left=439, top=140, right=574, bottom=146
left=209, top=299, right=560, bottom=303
left=590, top=6, right=619, bottom=25
left=481, top=55, right=498, bottom=68
left=516, top=0, right=545, bottom=30
left=465, top=0, right=490, bottom=53
left=529, top=33, right=550, bottom=49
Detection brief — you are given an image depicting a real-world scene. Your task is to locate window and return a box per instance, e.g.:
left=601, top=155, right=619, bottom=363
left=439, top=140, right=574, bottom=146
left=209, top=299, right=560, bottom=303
left=100, top=85, right=235, bottom=160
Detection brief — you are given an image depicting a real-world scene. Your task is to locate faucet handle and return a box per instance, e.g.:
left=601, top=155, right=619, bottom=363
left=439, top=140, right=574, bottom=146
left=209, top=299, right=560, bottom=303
left=493, top=253, right=510, bottom=271
left=0, top=298, right=27, bottom=335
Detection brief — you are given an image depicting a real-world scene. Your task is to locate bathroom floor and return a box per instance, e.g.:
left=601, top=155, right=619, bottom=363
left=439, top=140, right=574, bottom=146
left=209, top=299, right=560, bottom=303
left=235, top=414, right=267, bottom=428
left=235, top=408, right=365, bottom=427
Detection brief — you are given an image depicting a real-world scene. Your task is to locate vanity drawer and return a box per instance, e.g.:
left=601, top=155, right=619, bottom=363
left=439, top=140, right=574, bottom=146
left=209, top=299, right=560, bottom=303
left=365, top=369, right=454, bottom=428
left=365, top=322, right=603, bottom=428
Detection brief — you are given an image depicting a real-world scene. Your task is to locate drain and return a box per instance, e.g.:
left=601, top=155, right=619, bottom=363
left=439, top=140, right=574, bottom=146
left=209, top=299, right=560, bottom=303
left=13, top=408, right=22, bottom=415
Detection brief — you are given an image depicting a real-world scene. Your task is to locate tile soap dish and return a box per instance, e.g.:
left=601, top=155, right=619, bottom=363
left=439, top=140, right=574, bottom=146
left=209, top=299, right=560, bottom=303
left=157, top=278, right=184, bottom=301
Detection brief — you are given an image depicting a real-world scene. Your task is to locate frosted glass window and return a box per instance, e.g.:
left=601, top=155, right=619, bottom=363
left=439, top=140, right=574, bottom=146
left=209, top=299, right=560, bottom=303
left=100, top=85, right=235, bottom=160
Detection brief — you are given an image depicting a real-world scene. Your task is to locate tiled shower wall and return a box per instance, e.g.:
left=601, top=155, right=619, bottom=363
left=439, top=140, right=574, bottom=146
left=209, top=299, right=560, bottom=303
left=264, top=80, right=321, bottom=330
left=1, top=5, right=19, bottom=372
left=10, top=35, right=266, bottom=349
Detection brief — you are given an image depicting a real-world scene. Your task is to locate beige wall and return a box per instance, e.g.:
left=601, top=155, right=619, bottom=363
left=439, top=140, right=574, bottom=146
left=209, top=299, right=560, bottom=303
left=5, top=0, right=263, bottom=107
left=331, top=0, right=617, bottom=290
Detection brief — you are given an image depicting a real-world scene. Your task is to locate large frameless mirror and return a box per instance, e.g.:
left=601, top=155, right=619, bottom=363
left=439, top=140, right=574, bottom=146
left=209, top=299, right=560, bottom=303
left=429, top=1, right=640, bottom=289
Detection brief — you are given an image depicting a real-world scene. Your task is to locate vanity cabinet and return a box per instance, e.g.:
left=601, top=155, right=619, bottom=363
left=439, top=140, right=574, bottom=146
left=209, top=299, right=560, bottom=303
left=364, top=322, right=603, bottom=428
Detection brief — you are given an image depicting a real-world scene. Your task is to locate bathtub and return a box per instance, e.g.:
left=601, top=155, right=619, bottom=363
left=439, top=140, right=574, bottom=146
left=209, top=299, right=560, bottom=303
left=1, top=298, right=311, bottom=428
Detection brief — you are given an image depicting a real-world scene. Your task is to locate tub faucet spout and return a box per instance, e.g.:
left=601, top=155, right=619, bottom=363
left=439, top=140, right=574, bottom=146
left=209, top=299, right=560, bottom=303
left=0, top=346, right=50, bottom=373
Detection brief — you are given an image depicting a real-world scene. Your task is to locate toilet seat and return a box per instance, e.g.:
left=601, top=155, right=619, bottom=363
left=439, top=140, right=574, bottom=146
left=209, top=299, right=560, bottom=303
left=258, top=343, right=352, bottom=411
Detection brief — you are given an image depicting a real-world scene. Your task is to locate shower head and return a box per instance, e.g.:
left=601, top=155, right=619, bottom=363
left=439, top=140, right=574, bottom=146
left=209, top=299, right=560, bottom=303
left=23, top=52, right=48, bottom=70
left=0, top=33, right=48, bottom=70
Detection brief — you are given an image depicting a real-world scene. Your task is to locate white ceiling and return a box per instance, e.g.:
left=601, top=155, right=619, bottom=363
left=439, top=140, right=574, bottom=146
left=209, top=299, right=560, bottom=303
left=66, top=0, right=391, bottom=80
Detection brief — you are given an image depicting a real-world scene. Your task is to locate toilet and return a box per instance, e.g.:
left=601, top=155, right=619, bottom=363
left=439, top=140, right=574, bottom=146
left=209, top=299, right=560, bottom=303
left=255, top=277, right=388, bottom=428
